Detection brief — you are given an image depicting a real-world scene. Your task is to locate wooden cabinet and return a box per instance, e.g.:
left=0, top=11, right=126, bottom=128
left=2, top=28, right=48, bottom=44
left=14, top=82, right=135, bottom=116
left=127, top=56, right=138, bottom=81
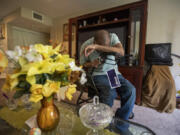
left=69, top=0, right=148, bottom=104
left=118, top=66, right=144, bottom=104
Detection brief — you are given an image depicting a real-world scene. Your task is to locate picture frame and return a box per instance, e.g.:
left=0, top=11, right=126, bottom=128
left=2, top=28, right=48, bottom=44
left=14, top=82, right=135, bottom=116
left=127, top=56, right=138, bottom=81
left=0, top=24, right=5, bottom=39
left=63, top=23, right=69, bottom=41
left=63, top=23, right=75, bottom=41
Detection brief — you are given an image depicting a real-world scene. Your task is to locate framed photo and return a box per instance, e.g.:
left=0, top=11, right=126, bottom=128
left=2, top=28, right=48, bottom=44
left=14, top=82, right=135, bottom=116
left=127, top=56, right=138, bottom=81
left=63, top=23, right=69, bottom=41
left=0, top=24, right=5, bottom=39
left=63, top=23, right=75, bottom=41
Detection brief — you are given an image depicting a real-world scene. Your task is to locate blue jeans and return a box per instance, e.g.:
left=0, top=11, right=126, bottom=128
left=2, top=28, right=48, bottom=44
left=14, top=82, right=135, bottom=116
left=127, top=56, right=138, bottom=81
left=93, top=74, right=136, bottom=131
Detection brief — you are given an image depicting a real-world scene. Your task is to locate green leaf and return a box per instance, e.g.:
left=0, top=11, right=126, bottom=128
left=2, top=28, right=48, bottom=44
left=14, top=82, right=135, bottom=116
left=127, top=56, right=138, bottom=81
left=13, top=90, right=26, bottom=99
left=17, top=81, right=31, bottom=90
left=18, top=75, right=26, bottom=81
left=50, top=54, right=57, bottom=59
left=60, top=73, right=68, bottom=82
left=35, top=74, right=49, bottom=84
left=48, top=72, right=69, bottom=85
left=47, top=96, right=53, bottom=102
left=49, top=73, right=61, bottom=81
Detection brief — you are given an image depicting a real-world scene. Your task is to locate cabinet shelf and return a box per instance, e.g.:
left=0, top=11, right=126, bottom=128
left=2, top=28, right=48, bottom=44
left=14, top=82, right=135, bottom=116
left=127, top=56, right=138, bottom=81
left=78, top=18, right=129, bottom=30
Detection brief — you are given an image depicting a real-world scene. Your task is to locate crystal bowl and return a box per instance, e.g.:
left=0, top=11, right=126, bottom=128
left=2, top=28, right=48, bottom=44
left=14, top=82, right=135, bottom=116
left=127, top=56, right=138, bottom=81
left=79, top=96, right=114, bottom=134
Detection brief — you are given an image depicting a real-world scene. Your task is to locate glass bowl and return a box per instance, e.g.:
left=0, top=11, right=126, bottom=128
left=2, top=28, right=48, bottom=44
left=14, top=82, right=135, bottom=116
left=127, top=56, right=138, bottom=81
left=79, top=96, right=114, bottom=135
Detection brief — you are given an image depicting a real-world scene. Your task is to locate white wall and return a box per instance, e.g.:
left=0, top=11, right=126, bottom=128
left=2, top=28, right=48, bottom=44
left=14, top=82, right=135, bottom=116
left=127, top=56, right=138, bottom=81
left=146, top=0, right=180, bottom=55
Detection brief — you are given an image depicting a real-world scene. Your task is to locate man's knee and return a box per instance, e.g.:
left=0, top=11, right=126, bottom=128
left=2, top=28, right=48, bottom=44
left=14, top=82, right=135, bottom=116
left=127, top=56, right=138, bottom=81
left=126, top=82, right=136, bottom=100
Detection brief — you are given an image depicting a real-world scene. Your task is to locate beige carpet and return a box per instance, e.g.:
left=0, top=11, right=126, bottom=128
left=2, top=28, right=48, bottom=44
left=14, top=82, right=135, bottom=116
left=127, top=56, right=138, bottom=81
left=112, top=100, right=180, bottom=135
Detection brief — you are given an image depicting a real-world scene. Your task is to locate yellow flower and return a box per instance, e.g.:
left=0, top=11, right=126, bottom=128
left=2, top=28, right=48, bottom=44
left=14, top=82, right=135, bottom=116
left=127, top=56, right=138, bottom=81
left=54, top=54, right=73, bottom=66
left=42, top=80, right=60, bottom=97
left=29, top=94, right=43, bottom=103
left=26, top=75, right=36, bottom=85
left=2, top=75, right=18, bottom=91
left=27, top=60, right=54, bottom=76
left=34, top=44, right=61, bottom=59
left=29, top=84, right=43, bottom=103
left=54, top=44, right=61, bottom=52
left=10, top=71, right=26, bottom=79
left=18, top=57, right=28, bottom=67
left=35, top=44, right=52, bottom=58
left=53, top=62, right=65, bottom=72
left=61, top=55, right=74, bottom=65
left=30, top=84, right=43, bottom=95
left=10, top=78, right=19, bottom=90
left=66, top=84, right=76, bottom=100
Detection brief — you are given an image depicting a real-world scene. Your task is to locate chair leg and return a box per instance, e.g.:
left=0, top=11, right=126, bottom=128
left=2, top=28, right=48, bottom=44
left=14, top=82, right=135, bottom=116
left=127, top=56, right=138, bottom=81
left=76, top=90, right=84, bottom=106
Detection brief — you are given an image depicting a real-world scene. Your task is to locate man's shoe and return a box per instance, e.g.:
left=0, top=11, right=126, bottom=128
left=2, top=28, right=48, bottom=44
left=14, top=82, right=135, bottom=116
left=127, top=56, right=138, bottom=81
left=129, top=112, right=134, bottom=119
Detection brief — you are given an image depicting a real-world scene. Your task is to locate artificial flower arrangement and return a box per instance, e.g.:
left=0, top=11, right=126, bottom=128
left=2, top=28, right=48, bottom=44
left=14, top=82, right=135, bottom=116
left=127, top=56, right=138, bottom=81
left=2, top=44, right=86, bottom=103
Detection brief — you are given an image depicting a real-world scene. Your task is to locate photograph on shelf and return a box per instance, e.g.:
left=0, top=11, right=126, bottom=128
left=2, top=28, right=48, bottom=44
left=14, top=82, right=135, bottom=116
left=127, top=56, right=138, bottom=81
left=0, top=24, right=5, bottom=39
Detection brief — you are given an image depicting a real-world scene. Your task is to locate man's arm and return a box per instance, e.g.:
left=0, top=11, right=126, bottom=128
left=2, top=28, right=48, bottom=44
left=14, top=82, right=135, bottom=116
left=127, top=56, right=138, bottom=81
left=95, top=43, right=124, bottom=55
left=85, top=33, right=124, bottom=57
left=85, top=43, right=124, bottom=57
left=80, top=37, right=95, bottom=65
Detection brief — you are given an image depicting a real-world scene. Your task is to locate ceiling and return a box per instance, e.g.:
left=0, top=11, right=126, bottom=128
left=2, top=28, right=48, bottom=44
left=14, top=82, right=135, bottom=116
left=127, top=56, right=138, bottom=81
left=0, top=0, right=138, bottom=20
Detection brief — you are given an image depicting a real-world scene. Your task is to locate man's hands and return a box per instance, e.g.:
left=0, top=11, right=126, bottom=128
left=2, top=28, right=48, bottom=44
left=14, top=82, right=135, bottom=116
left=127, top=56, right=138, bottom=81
left=91, top=59, right=101, bottom=68
left=84, top=44, right=97, bottom=57
left=84, top=58, right=101, bottom=68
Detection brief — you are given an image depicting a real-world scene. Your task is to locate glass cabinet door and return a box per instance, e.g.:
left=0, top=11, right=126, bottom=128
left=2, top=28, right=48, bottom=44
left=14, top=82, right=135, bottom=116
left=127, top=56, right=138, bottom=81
left=128, top=7, right=143, bottom=66
left=70, top=24, right=77, bottom=58
left=69, top=20, right=77, bottom=59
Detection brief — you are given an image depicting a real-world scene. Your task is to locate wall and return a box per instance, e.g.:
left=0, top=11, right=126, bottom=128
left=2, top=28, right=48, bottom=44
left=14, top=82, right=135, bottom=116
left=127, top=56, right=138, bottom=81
left=146, top=0, right=180, bottom=55
left=51, top=0, right=180, bottom=56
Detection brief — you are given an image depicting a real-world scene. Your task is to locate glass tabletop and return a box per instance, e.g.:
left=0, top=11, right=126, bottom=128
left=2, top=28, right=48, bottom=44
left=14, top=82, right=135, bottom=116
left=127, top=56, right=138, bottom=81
left=0, top=102, right=156, bottom=135
left=109, top=117, right=155, bottom=135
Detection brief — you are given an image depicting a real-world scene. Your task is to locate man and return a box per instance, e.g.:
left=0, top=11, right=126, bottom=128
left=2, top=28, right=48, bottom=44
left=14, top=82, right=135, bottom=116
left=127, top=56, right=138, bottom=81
left=80, top=30, right=135, bottom=135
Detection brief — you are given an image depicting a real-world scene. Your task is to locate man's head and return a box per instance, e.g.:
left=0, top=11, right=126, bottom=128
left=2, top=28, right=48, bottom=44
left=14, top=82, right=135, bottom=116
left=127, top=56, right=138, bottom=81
left=94, top=30, right=110, bottom=46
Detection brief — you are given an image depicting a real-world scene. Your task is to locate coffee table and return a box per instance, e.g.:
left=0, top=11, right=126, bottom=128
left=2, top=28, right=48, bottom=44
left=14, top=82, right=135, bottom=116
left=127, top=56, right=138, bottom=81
left=0, top=101, right=155, bottom=135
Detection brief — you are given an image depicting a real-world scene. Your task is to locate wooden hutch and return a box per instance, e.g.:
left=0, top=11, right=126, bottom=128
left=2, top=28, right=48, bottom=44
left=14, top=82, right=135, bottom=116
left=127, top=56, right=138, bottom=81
left=68, top=0, right=148, bottom=104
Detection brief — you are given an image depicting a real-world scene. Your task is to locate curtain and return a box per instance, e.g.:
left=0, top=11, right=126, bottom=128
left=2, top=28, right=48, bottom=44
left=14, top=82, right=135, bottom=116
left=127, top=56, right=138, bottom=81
left=11, top=26, right=50, bottom=48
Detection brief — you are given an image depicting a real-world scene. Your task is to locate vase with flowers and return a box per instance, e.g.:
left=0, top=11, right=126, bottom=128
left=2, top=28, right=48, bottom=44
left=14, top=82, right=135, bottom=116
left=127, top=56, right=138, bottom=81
left=2, top=44, right=86, bottom=131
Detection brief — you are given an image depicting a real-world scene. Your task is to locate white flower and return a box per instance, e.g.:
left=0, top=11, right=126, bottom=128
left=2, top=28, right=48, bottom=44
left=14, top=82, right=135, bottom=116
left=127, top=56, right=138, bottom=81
left=56, top=86, right=68, bottom=101
left=29, top=45, right=36, bottom=52
left=25, top=52, right=42, bottom=62
left=24, top=45, right=42, bottom=62
left=6, top=46, right=23, bottom=61
left=80, top=72, right=87, bottom=85
left=69, top=61, right=82, bottom=71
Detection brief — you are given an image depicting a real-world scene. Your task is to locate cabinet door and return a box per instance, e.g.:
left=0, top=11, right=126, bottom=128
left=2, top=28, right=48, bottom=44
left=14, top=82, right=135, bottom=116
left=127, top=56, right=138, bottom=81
left=128, top=7, right=144, bottom=66
left=69, top=19, right=78, bottom=58
left=119, top=67, right=143, bottom=104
